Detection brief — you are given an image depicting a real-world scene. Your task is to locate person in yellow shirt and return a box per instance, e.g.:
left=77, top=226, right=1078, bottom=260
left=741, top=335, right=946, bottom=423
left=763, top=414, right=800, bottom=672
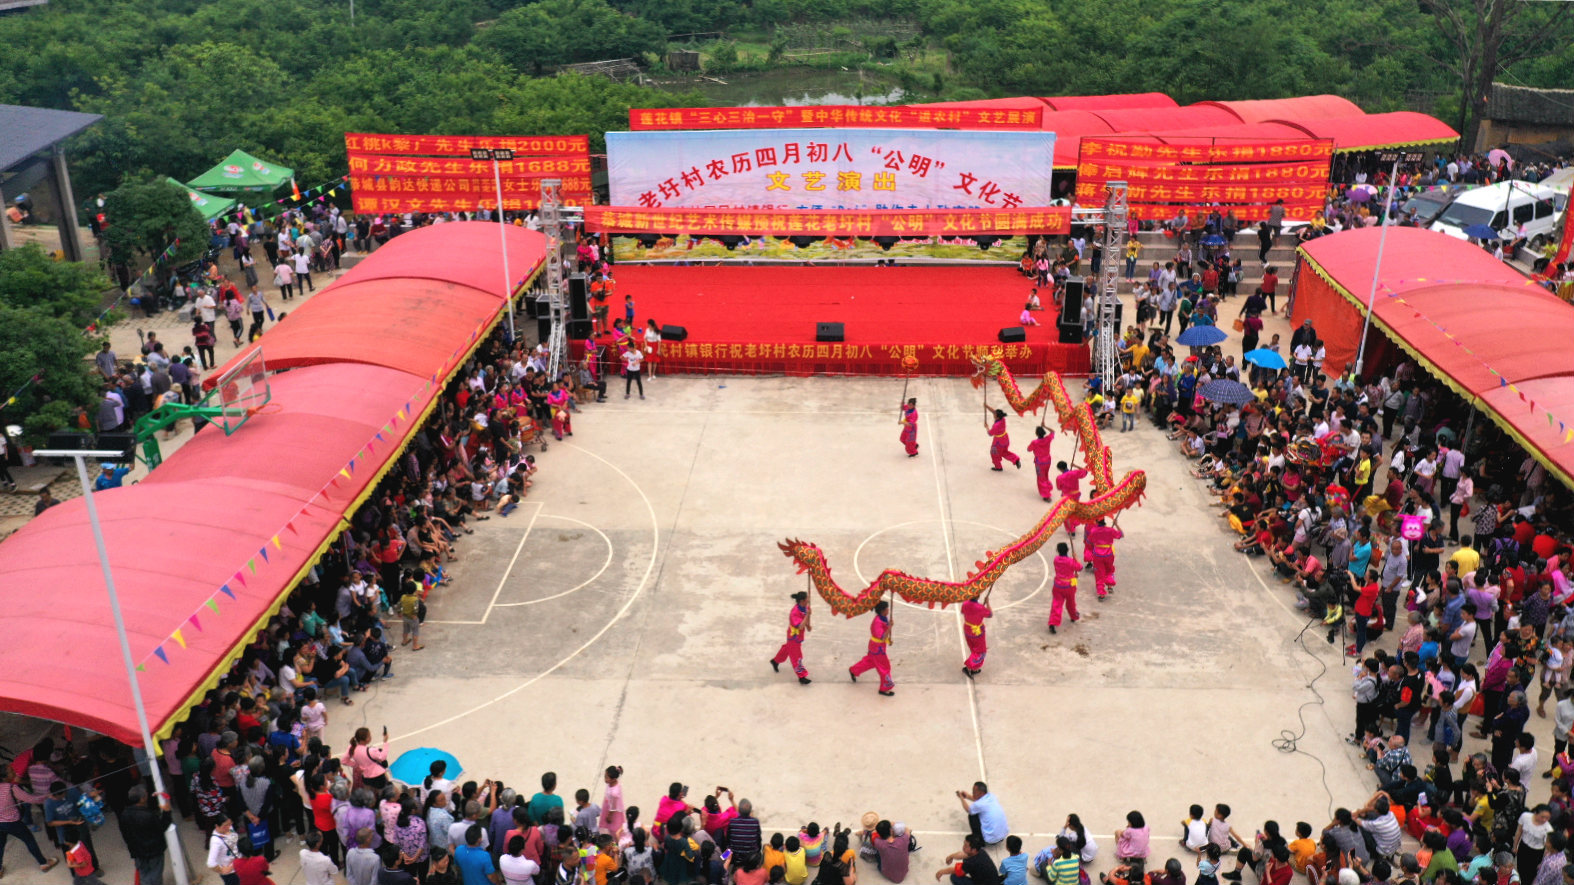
left=1449, top=536, right=1481, bottom=576
left=1128, top=340, right=1151, bottom=370
left=783, top=836, right=809, bottom=885
left=1286, top=821, right=1317, bottom=874
left=1119, top=388, right=1141, bottom=432
left=1124, top=239, right=1142, bottom=279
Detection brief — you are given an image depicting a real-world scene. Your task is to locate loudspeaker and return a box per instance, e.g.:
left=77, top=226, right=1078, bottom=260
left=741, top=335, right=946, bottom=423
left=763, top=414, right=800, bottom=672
left=537, top=318, right=552, bottom=345
left=1057, top=322, right=1084, bottom=345
left=568, top=274, right=589, bottom=321
left=1059, top=279, right=1084, bottom=326
left=95, top=432, right=138, bottom=462
left=816, top=322, right=844, bottom=342
left=567, top=319, right=593, bottom=340
left=45, top=432, right=97, bottom=451
left=660, top=324, right=688, bottom=341
left=998, top=327, right=1027, bottom=344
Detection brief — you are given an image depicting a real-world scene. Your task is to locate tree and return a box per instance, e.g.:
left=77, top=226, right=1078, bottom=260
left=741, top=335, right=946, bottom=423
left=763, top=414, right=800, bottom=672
left=1418, top=0, right=1573, bottom=146
left=101, top=179, right=210, bottom=269
left=477, top=0, right=667, bottom=73
left=0, top=244, right=112, bottom=327
left=0, top=305, right=101, bottom=443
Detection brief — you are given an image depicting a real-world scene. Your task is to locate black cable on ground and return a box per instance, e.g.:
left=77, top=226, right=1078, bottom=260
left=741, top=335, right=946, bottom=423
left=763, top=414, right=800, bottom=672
left=1271, top=616, right=1338, bottom=819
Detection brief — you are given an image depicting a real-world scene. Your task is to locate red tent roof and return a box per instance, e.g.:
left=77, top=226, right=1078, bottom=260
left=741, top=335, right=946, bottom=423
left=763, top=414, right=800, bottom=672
left=1032, top=110, right=1117, bottom=167
left=0, top=222, right=547, bottom=744
left=1085, top=104, right=1243, bottom=134
left=0, top=364, right=442, bottom=743
left=208, top=223, right=545, bottom=385
left=1268, top=111, right=1459, bottom=152
left=1194, top=95, right=1363, bottom=124
left=1296, top=227, right=1574, bottom=489
left=1041, top=93, right=1178, bottom=112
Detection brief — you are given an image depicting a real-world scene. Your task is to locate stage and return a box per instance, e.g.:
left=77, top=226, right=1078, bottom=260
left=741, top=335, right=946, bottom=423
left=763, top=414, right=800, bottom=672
left=588, top=265, right=1091, bottom=376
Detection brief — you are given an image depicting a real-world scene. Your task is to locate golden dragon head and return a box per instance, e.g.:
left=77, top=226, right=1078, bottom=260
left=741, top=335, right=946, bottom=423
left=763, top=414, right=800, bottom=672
left=777, top=538, right=827, bottom=576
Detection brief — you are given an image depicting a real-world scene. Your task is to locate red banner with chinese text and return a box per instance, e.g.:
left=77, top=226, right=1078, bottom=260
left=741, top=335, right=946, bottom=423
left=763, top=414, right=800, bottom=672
left=346, top=155, right=591, bottom=178
left=629, top=105, right=1043, bottom=131
left=344, top=133, right=589, bottom=157
left=1075, top=137, right=1332, bottom=222
left=1079, top=138, right=1334, bottom=164
left=570, top=339, right=1089, bottom=378
left=349, top=176, right=593, bottom=197
left=583, top=205, right=1070, bottom=236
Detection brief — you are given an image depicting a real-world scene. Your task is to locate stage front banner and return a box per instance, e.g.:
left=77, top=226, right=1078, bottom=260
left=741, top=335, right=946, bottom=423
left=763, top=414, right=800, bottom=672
left=607, top=128, right=1056, bottom=210
left=584, top=206, right=1071, bottom=236
left=572, top=340, right=1089, bottom=378
left=629, top=105, right=1044, bottom=131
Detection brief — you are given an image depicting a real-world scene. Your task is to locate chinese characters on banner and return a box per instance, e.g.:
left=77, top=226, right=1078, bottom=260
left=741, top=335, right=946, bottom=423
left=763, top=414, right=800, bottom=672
left=344, top=132, right=592, bottom=214
left=629, top=105, right=1044, bottom=131
left=583, top=206, right=1071, bottom=236
left=606, top=129, right=1055, bottom=211
left=575, top=340, right=1076, bottom=377
left=1073, top=138, right=1334, bottom=222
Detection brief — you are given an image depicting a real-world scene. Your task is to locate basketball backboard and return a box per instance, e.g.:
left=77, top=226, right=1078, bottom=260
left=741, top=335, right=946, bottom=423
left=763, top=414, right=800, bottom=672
left=214, top=347, right=270, bottom=435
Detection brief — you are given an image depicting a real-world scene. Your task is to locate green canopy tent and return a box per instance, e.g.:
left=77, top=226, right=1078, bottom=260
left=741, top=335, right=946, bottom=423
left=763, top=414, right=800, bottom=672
left=164, top=177, right=237, bottom=222
left=186, top=149, right=293, bottom=194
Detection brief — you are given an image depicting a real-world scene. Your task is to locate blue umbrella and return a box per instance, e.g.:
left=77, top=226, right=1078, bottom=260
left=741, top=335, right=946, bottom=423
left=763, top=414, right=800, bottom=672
left=1243, top=348, right=1288, bottom=370
left=1198, top=378, right=1255, bottom=406
left=1200, top=233, right=1227, bottom=248
left=1176, top=324, right=1227, bottom=347
left=389, top=747, right=462, bottom=786
left=1462, top=223, right=1499, bottom=241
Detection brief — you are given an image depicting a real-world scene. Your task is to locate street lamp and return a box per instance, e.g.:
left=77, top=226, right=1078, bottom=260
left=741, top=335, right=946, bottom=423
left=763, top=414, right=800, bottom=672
left=472, top=147, right=518, bottom=341
left=1354, top=150, right=1426, bottom=376
left=33, top=447, right=189, bottom=885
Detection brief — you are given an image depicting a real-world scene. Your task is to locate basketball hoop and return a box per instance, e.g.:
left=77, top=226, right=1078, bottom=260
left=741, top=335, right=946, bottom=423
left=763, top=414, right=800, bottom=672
left=213, top=347, right=272, bottom=435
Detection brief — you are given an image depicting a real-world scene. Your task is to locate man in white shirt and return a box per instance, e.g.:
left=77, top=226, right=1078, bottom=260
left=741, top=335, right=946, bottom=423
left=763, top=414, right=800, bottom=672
left=291, top=249, right=315, bottom=294
left=1292, top=343, right=1314, bottom=383
left=300, top=830, right=340, bottom=885
left=195, top=289, right=217, bottom=329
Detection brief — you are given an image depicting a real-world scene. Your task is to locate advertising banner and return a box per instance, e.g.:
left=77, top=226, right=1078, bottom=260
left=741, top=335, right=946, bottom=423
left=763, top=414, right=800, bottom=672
left=344, top=133, right=589, bottom=157
left=628, top=105, right=1044, bottom=131
left=1075, top=137, right=1332, bottom=222
left=607, top=128, right=1055, bottom=210
left=584, top=205, right=1070, bottom=236
left=347, top=155, right=590, bottom=179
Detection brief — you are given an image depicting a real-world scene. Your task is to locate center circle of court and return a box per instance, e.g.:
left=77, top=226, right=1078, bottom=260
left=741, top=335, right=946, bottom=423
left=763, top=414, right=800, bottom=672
left=852, top=519, right=1049, bottom=612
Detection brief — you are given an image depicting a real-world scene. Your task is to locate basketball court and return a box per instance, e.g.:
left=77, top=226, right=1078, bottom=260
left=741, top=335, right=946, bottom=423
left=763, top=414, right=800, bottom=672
left=327, top=372, right=1374, bottom=867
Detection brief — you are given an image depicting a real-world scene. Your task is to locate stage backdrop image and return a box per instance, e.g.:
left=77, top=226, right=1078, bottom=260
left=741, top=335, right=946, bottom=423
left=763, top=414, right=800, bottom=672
left=607, top=128, right=1056, bottom=211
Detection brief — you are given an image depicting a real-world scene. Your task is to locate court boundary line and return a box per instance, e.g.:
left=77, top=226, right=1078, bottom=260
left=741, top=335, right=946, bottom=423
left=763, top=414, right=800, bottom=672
left=423, top=501, right=543, bottom=626
left=491, top=514, right=615, bottom=608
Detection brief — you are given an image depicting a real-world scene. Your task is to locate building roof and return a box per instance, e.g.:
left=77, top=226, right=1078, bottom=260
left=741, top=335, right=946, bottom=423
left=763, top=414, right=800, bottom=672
left=1486, top=83, right=1574, bottom=127
left=0, top=104, right=103, bottom=170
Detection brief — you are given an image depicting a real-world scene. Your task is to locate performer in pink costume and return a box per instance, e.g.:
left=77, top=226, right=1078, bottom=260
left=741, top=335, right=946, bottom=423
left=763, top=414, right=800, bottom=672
left=848, top=600, right=895, bottom=696
left=1084, top=518, right=1124, bottom=599
left=960, top=592, right=992, bottom=678
left=1055, top=460, right=1088, bottom=543
left=1048, top=542, right=1081, bottom=633
left=547, top=381, right=573, bottom=440
left=985, top=408, right=1021, bottom=471
left=769, top=591, right=813, bottom=684
left=1026, top=426, right=1055, bottom=501
left=900, top=398, right=920, bottom=457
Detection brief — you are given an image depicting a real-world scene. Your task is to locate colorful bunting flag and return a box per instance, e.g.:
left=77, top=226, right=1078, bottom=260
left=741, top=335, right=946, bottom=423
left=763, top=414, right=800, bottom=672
left=154, top=647, right=169, bottom=664
left=220, top=583, right=236, bottom=598
left=271, top=535, right=281, bottom=550
left=205, top=598, right=220, bottom=613
left=188, top=613, right=202, bottom=631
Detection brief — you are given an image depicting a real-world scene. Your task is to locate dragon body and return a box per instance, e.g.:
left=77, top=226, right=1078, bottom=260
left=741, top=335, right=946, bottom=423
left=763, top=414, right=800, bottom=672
left=779, top=357, right=1147, bottom=617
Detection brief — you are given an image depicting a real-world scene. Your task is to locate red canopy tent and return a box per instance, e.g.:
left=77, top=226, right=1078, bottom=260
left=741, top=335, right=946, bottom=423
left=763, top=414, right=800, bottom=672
left=1195, top=95, right=1363, bottom=124
left=1268, top=112, right=1459, bottom=152
left=0, top=222, right=548, bottom=744
left=1041, top=93, right=1178, bottom=112
left=1292, top=226, right=1574, bottom=489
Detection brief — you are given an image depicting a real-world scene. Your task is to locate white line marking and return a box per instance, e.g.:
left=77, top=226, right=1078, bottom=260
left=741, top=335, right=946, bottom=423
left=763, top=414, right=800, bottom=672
left=391, top=444, right=661, bottom=744
left=424, top=501, right=543, bottom=625
left=492, top=514, right=615, bottom=607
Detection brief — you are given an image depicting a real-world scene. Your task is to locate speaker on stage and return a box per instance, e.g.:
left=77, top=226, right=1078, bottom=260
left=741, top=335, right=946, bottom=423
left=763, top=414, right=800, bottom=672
left=537, top=318, right=552, bottom=344
left=660, top=324, right=688, bottom=341
left=1057, top=322, right=1084, bottom=345
left=1059, top=279, right=1084, bottom=326
left=568, top=319, right=593, bottom=340
left=998, top=327, right=1026, bottom=344
left=816, top=322, right=844, bottom=342
left=568, top=274, right=589, bottom=321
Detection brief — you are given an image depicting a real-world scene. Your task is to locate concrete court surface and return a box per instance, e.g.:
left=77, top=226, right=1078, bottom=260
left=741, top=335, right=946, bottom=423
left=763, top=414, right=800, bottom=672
left=324, top=373, right=1373, bottom=857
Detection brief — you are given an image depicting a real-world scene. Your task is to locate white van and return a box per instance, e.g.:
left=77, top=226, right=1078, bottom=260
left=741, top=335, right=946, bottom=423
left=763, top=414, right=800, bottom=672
left=1431, top=181, right=1566, bottom=246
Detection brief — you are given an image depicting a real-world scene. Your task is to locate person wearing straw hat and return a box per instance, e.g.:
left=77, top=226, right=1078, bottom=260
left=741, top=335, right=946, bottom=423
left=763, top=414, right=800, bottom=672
left=770, top=592, right=813, bottom=685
